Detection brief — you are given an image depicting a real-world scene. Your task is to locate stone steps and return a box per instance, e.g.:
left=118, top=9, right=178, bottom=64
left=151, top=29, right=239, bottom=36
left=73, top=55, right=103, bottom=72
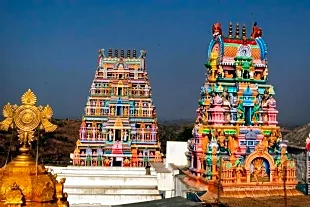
left=57, top=174, right=158, bottom=187
left=47, top=165, right=163, bottom=205
left=47, top=166, right=156, bottom=176
left=65, top=185, right=160, bottom=195
left=68, top=194, right=163, bottom=206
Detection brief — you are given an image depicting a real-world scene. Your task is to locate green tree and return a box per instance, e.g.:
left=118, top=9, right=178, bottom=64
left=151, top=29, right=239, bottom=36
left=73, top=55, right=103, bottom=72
left=176, top=126, right=193, bottom=142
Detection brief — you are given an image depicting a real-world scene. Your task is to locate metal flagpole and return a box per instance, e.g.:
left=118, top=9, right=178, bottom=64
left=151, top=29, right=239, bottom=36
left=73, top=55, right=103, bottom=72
left=36, top=129, right=40, bottom=177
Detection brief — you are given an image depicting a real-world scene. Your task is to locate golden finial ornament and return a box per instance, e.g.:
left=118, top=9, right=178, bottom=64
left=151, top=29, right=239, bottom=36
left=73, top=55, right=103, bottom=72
left=0, top=89, right=69, bottom=207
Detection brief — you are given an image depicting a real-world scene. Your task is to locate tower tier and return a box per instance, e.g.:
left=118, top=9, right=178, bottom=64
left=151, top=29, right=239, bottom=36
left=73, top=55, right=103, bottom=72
left=71, top=49, right=162, bottom=167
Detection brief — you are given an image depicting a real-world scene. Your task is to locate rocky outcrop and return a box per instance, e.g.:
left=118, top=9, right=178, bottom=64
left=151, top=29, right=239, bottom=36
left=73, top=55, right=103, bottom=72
left=288, top=146, right=307, bottom=182
left=284, top=123, right=310, bottom=148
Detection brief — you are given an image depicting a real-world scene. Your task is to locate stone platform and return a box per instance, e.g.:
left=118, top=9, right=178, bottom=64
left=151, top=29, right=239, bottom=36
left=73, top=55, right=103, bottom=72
left=47, top=166, right=163, bottom=206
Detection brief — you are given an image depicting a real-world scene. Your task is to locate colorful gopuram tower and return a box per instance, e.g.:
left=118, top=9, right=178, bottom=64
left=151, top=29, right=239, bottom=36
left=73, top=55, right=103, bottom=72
left=186, top=22, right=301, bottom=197
left=71, top=48, right=162, bottom=167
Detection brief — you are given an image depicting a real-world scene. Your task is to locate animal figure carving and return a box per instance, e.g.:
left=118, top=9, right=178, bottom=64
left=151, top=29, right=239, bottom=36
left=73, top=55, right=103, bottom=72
left=251, top=22, right=263, bottom=39
left=212, top=22, right=222, bottom=37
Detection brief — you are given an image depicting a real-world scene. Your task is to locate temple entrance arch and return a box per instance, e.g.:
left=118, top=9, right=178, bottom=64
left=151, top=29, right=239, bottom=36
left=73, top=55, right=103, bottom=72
left=244, top=144, right=275, bottom=183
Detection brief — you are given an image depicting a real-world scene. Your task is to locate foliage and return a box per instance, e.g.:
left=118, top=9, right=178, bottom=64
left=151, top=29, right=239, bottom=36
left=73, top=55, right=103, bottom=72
left=0, top=119, right=194, bottom=167
left=0, top=118, right=306, bottom=167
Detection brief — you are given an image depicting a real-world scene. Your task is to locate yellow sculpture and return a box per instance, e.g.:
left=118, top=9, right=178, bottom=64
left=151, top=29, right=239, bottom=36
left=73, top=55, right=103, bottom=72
left=208, top=51, right=218, bottom=81
left=0, top=89, right=69, bottom=207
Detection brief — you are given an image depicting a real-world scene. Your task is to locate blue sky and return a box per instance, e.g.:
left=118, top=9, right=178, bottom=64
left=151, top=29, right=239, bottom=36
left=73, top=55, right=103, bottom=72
left=1, top=0, right=310, bottom=125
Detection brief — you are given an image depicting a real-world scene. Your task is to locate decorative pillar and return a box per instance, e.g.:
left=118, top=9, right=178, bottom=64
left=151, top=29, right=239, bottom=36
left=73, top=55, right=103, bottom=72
left=191, top=155, right=194, bottom=168
left=246, top=170, right=251, bottom=182
left=197, top=156, right=201, bottom=176
left=113, top=129, right=116, bottom=141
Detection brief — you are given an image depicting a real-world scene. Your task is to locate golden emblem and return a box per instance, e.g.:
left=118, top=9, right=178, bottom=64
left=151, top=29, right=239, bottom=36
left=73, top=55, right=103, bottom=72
left=0, top=89, right=69, bottom=206
left=0, top=89, right=57, bottom=146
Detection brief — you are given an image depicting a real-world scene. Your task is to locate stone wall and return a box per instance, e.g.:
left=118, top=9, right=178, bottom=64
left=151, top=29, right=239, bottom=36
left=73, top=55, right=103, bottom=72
left=287, top=146, right=307, bottom=182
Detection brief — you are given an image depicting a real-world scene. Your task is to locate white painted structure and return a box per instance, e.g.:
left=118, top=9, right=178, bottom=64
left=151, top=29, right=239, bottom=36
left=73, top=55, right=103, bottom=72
left=166, top=141, right=188, bottom=167
left=47, top=141, right=190, bottom=206
left=48, top=166, right=162, bottom=206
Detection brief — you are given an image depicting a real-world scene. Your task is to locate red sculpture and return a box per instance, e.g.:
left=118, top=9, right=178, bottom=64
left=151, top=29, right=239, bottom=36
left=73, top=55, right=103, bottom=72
left=212, top=23, right=222, bottom=36
left=251, top=22, right=263, bottom=39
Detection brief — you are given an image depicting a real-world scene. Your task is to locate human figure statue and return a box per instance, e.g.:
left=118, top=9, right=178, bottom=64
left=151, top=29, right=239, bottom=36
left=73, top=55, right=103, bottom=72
left=123, top=131, right=128, bottom=142
left=92, top=127, right=97, bottom=140
left=263, top=68, right=268, bottom=80
left=123, top=157, right=130, bottom=167
left=80, top=126, right=85, bottom=140
left=108, top=130, right=113, bottom=141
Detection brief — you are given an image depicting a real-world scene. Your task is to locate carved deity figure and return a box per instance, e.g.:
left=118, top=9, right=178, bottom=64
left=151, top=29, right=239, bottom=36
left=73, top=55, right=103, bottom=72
left=111, top=107, right=115, bottom=115
left=263, top=68, right=268, bottom=80
left=108, top=130, right=113, bottom=141
left=201, top=135, right=209, bottom=152
left=123, top=157, right=130, bottom=167
left=255, top=73, right=262, bottom=80
left=262, top=136, right=269, bottom=148
left=280, top=147, right=288, bottom=164
left=104, top=157, right=111, bottom=166
left=92, top=127, right=97, bottom=140
left=252, top=158, right=268, bottom=184
left=212, top=22, right=222, bottom=37
left=236, top=63, right=242, bottom=78
left=217, top=65, right=224, bottom=78
left=262, top=89, right=270, bottom=107
left=217, top=131, right=226, bottom=148
left=123, top=131, right=128, bottom=142
left=236, top=166, right=243, bottom=183
left=249, top=65, right=255, bottom=79
left=268, top=130, right=278, bottom=147
left=80, top=126, right=85, bottom=140
left=124, top=107, right=128, bottom=116
left=227, top=136, right=238, bottom=155
left=251, top=22, right=263, bottom=39
left=251, top=100, right=261, bottom=122
left=236, top=100, right=245, bottom=120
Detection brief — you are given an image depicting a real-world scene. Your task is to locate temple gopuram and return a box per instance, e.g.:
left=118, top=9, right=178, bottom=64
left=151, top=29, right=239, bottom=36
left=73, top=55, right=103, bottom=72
left=185, top=22, right=302, bottom=198
left=71, top=49, right=162, bottom=167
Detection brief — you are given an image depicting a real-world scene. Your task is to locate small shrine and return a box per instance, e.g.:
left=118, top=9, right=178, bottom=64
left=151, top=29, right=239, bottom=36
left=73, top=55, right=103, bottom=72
left=0, top=89, right=69, bottom=206
left=185, top=22, right=302, bottom=198
left=71, top=49, right=162, bottom=167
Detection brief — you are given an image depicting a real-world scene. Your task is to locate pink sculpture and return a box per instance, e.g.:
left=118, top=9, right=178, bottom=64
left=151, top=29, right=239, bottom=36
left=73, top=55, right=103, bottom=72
left=306, top=133, right=310, bottom=151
